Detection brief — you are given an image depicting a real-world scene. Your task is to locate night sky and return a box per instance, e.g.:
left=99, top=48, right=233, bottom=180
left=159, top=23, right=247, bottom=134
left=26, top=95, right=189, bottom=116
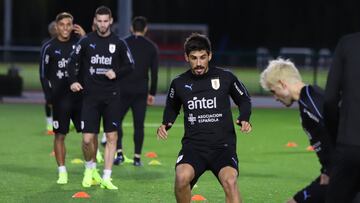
left=2, top=0, right=360, bottom=51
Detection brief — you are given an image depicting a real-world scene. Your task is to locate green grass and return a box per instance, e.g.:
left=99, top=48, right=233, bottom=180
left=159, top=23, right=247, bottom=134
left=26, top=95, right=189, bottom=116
left=0, top=63, right=329, bottom=95
left=0, top=104, right=320, bottom=202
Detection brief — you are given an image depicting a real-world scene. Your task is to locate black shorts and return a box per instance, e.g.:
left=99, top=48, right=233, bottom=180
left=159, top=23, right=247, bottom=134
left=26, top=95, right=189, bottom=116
left=52, top=95, right=82, bottom=135
left=175, top=145, right=239, bottom=188
left=293, top=176, right=327, bottom=203
left=81, top=92, right=121, bottom=134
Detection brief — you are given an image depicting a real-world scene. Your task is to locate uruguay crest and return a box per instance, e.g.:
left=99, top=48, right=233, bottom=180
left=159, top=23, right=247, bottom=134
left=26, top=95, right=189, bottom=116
left=109, top=44, right=116, bottom=53
left=211, top=78, right=220, bottom=90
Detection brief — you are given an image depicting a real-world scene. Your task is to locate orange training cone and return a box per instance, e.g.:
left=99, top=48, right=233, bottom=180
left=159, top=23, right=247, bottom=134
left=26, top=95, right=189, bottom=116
left=191, top=194, right=206, bottom=201
left=286, top=142, right=298, bottom=147
left=145, top=152, right=158, bottom=158
left=72, top=191, right=90, bottom=198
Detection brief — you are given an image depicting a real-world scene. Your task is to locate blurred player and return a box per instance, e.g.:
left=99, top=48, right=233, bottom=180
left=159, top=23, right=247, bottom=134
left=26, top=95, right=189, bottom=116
left=41, top=21, right=57, bottom=135
left=157, top=33, right=252, bottom=203
left=260, top=58, right=335, bottom=203
left=68, top=6, right=134, bottom=189
left=40, top=12, right=86, bottom=184
left=113, top=16, right=159, bottom=166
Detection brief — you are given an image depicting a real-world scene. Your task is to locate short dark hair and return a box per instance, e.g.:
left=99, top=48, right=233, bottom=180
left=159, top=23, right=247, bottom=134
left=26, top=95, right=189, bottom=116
left=132, top=16, right=147, bottom=32
left=184, top=33, right=211, bottom=56
left=55, top=12, right=73, bottom=22
left=95, top=6, right=112, bottom=17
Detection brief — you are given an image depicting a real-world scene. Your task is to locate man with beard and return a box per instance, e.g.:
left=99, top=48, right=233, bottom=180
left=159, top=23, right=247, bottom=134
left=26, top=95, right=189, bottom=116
left=40, top=12, right=86, bottom=184
left=157, top=33, right=252, bottom=203
left=67, top=6, right=134, bottom=189
left=260, top=58, right=335, bottom=203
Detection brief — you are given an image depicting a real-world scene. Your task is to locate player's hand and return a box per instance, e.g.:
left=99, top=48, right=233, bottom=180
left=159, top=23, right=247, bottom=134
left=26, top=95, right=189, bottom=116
left=70, top=82, right=83, bottom=92
left=320, top=173, right=330, bottom=185
left=105, top=69, right=116, bottom=80
left=73, top=24, right=86, bottom=37
left=157, top=123, right=171, bottom=140
left=147, top=95, right=155, bottom=105
left=236, top=120, right=252, bottom=133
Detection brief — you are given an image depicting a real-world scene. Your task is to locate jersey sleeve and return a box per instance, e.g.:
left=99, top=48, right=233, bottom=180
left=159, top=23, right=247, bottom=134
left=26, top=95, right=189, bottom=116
left=162, top=79, right=182, bottom=129
left=114, top=39, right=134, bottom=78
left=67, top=38, right=86, bottom=85
left=229, top=73, right=252, bottom=122
left=39, top=43, right=52, bottom=102
left=149, top=45, right=159, bottom=96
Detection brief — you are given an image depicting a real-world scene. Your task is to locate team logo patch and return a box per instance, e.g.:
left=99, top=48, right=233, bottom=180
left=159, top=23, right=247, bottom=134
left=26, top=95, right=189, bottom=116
left=109, top=44, right=116, bottom=53
left=211, top=78, right=220, bottom=90
left=176, top=155, right=184, bottom=163
left=45, top=55, right=50, bottom=64
left=75, top=45, right=81, bottom=54
left=53, top=121, right=59, bottom=129
left=169, top=88, right=175, bottom=98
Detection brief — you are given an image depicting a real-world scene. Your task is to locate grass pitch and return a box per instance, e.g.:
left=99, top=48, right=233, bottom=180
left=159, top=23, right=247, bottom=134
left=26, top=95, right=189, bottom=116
left=0, top=104, right=320, bottom=202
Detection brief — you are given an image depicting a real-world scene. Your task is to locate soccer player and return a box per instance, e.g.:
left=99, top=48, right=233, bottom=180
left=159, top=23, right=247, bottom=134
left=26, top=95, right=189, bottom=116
left=324, top=32, right=360, bottom=202
left=68, top=6, right=134, bottom=190
left=113, top=16, right=159, bottom=166
left=39, top=12, right=86, bottom=184
left=260, top=58, right=335, bottom=203
left=41, top=21, right=57, bottom=135
left=157, top=33, right=252, bottom=203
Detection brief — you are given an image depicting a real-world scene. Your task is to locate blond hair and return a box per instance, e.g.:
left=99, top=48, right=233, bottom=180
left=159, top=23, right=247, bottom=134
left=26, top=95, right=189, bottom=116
left=260, top=58, right=302, bottom=90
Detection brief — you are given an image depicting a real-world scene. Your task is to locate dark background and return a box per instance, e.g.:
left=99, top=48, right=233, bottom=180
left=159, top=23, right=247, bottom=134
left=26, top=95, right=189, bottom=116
left=1, top=0, right=360, bottom=51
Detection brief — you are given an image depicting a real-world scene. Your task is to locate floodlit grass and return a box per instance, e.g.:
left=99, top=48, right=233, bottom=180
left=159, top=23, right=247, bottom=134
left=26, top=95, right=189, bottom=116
left=0, top=104, right=320, bottom=202
left=0, top=63, right=329, bottom=95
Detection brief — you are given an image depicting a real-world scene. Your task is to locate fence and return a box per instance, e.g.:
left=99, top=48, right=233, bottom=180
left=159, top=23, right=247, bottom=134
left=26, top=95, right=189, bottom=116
left=0, top=46, right=332, bottom=95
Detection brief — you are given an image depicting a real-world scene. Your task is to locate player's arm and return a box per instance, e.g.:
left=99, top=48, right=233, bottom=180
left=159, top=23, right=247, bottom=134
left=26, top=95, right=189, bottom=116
left=108, top=39, right=134, bottom=79
left=39, top=43, right=52, bottom=103
left=324, top=37, right=344, bottom=141
left=149, top=45, right=159, bottom=98
left=67, top=39, right=85, bottom=92
left=73, top=24, right=86, bottom=37
left=157, top=80, right=181, bottom=140
left=229, top=74, right=252, bottom=133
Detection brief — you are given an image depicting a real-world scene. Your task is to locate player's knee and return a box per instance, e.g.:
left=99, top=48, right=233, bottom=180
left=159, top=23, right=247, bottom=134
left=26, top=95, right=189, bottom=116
left=83, top=137, right=93, bottom=145
left=55, top=133, right=65, bottom=141
left=106, top=133, right=117, bottom=144
left=175, top=172, right=192, bottom=188
left=221, top=175, right=238, bottom=190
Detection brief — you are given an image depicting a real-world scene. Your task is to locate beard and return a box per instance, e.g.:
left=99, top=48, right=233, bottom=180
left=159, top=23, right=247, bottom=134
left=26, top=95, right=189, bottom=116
left=96, top=25, right=110, bottom=35
left=192, top=65, right=208, bottom=75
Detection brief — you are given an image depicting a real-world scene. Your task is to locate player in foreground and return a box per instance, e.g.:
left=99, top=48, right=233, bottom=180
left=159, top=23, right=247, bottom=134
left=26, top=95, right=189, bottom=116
left=260, top=58, right=335, bottom=203
left=157, top=33, right=252, bottom=203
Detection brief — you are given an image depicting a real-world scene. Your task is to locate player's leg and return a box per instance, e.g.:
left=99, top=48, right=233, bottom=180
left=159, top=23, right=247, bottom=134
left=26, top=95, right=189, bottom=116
left=326, top=146, right=360, bottom=203
left=114, top=93, right=132, bottom=165
left=175, top=164, right=195, bottom=203
left=100, top=95, right=121, bottom=189
left=175, top=147, right=206, bottom=203
left=52, top=99, right=71, bottom=184
left=291, top=176, right=326, bottom=203
left=80, top=96, right=101, bottom=187
left=45, top=102, right=54, bottom=135
left=131, top=93, right=147, bottom=166
left=210, top=147, right=241, bottom=203
left=218, top=167, right=240, bottom=203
